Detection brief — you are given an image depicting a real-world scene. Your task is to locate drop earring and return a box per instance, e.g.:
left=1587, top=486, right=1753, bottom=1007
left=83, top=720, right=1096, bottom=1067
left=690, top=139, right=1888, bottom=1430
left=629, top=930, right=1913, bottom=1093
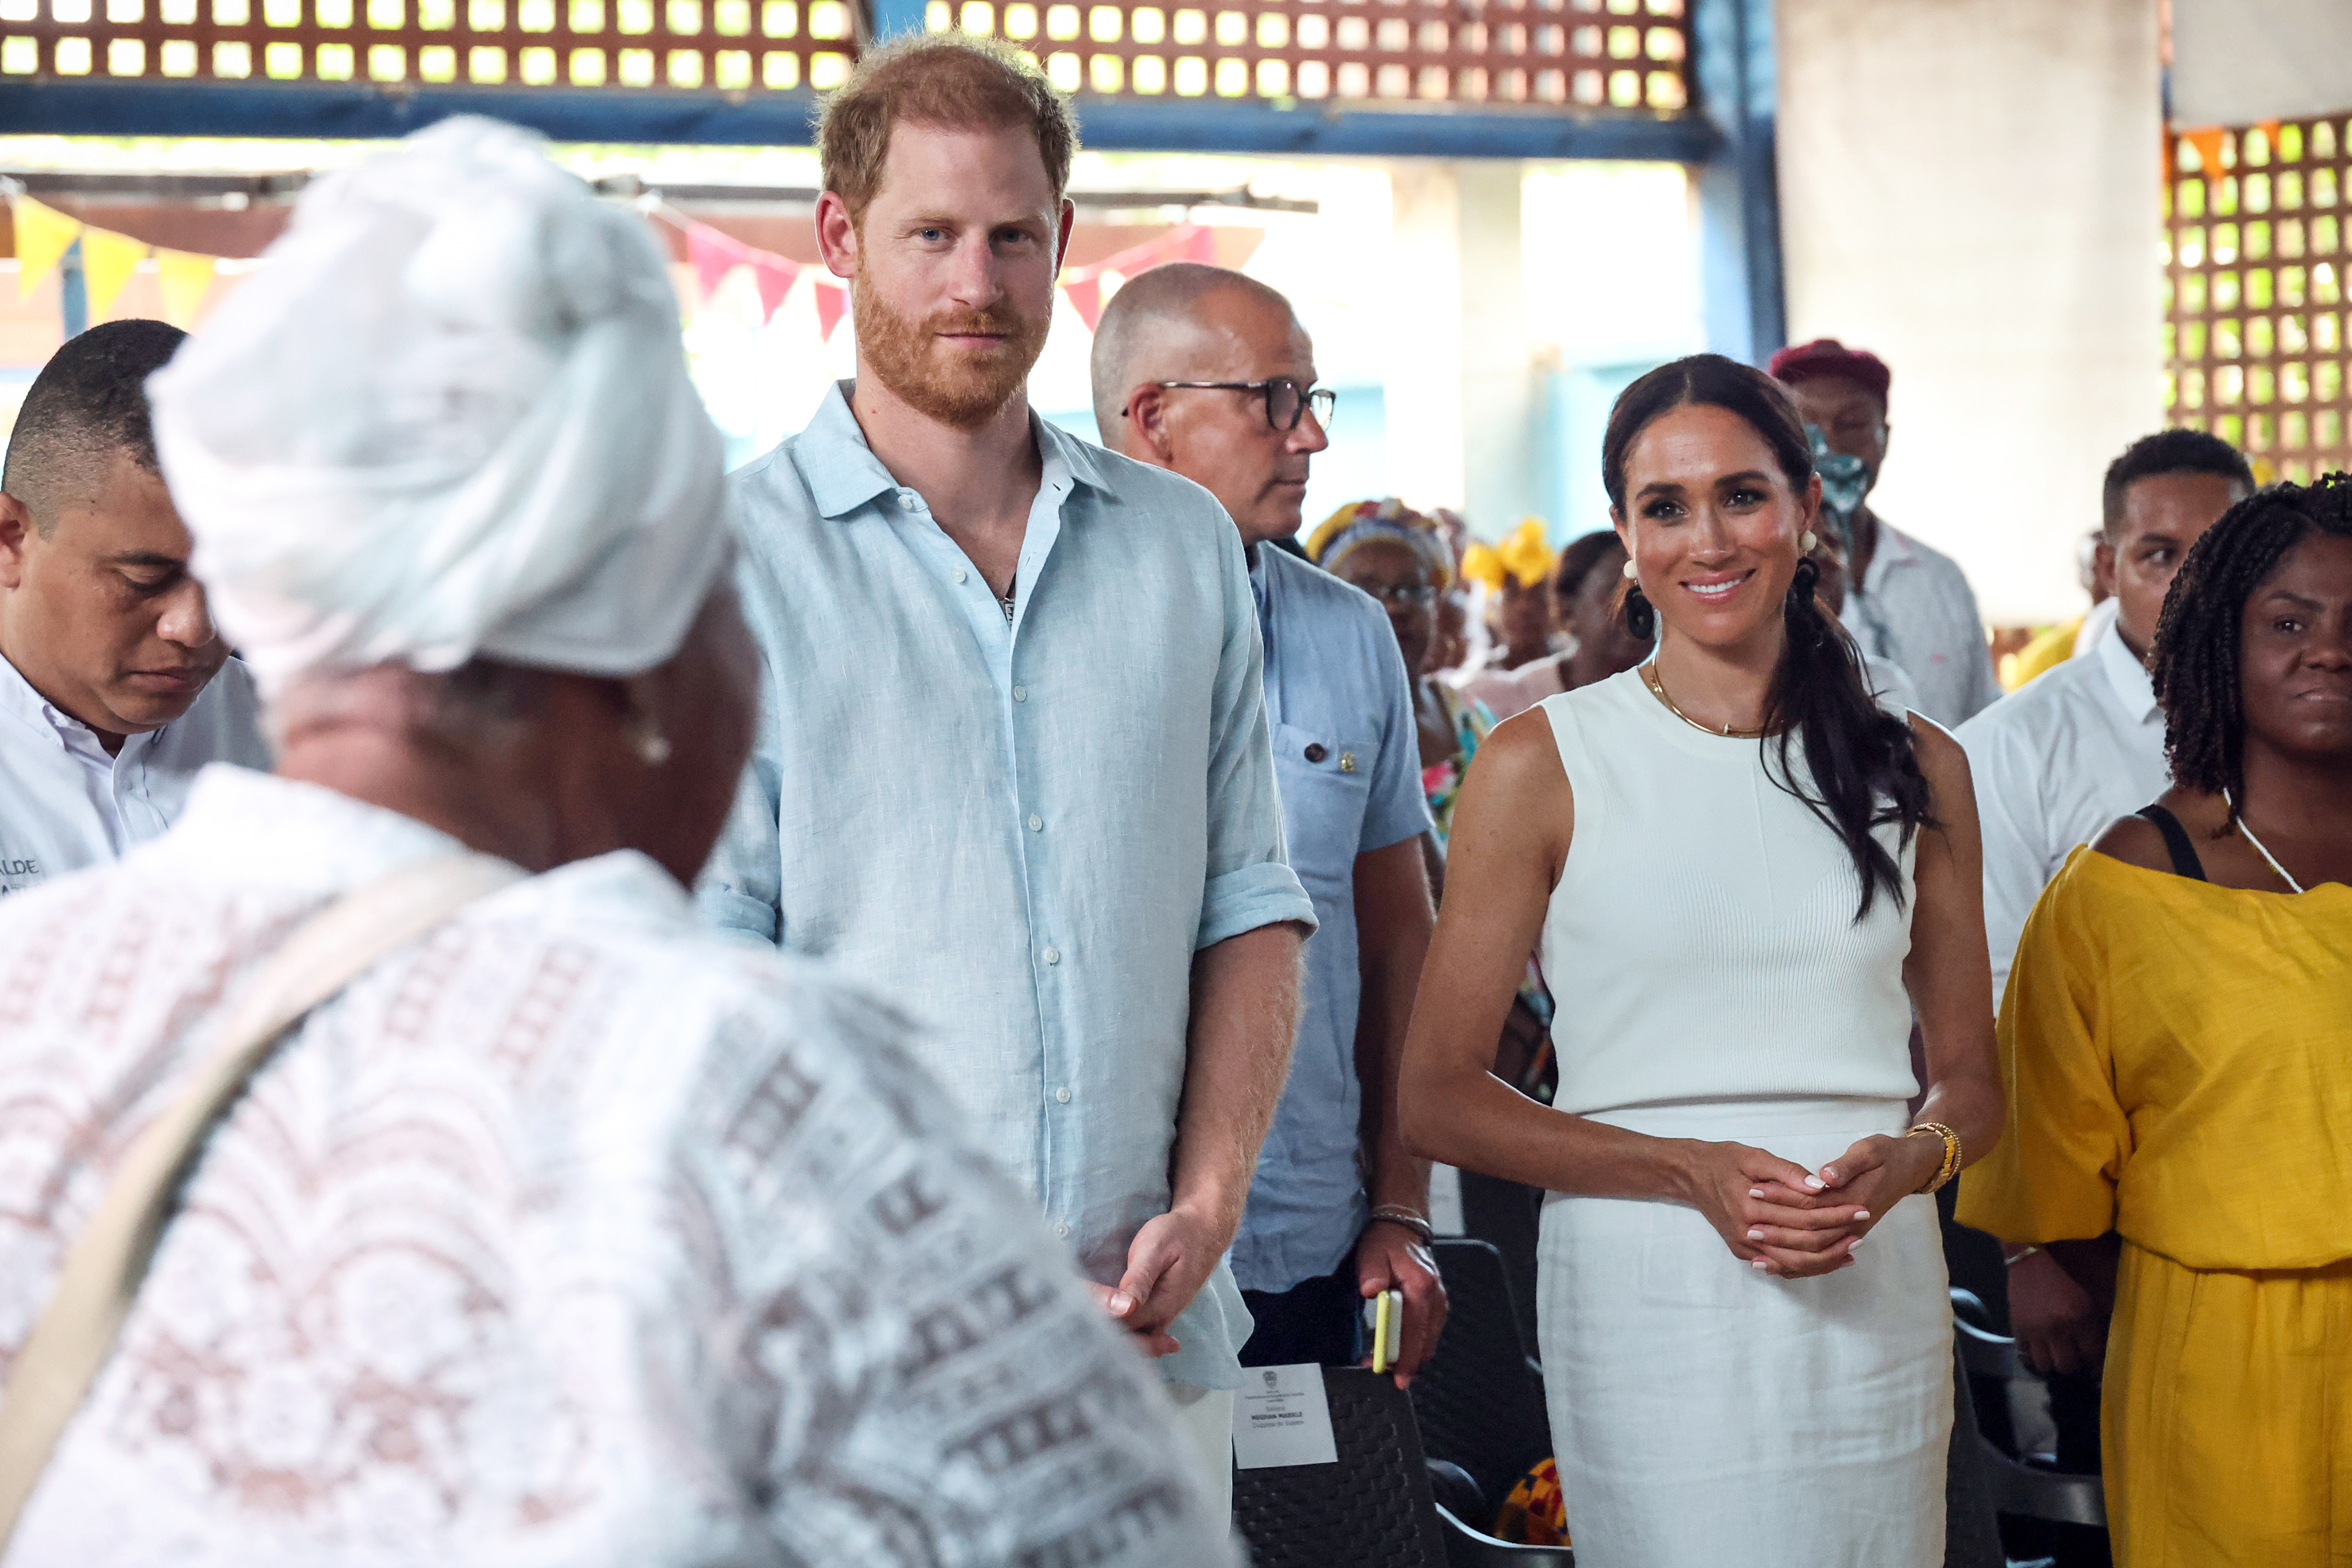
left=1799, top=530, right=1819, bottom=554
left=1622, top=557, right=1639, bottom=580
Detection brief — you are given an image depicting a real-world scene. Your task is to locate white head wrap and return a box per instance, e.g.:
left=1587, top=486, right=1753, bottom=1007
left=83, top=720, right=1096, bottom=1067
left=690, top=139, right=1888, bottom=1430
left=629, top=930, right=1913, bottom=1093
left=149, top=116, right=726, bottom=695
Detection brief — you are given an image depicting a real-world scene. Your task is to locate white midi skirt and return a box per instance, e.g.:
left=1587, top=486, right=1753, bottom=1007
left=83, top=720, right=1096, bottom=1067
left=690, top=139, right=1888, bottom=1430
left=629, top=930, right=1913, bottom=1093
left=1536, top=1097, right=1952, bottom=1568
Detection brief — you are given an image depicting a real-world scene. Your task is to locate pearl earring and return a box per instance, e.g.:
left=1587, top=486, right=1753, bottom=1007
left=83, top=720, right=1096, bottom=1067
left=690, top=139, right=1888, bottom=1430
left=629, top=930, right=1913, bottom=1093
left=1799, top=530, right=1818, bottom=554
left=626, top=710, right=672, bottom=767
left=1622, top=558, right=1639, bottom=580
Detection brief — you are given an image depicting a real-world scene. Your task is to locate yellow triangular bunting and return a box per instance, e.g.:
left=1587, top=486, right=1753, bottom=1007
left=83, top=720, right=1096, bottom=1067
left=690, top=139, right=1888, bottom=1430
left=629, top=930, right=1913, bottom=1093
left=77, top=224, right=148, bottom=321
left=10, top=194, right=82, bottom=300
left=155, top=248, right=216, bottom=326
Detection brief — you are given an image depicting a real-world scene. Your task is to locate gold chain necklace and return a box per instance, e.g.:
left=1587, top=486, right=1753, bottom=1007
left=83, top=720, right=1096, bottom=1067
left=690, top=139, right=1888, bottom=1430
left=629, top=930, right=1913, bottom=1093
left=1641, top=661, right=1770, bottom=740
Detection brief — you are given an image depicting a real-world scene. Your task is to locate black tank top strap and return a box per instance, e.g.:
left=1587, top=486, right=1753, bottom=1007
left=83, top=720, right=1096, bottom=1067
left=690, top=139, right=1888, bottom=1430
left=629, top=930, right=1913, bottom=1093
left=2135, top=804, right=2209, bottom=882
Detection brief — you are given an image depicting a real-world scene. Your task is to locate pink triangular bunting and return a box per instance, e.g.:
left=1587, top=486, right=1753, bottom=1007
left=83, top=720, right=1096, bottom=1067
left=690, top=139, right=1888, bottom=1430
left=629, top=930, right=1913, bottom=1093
left=813, top=277, right=850, bottom=342
left=752, top=253, right=800, bottom=322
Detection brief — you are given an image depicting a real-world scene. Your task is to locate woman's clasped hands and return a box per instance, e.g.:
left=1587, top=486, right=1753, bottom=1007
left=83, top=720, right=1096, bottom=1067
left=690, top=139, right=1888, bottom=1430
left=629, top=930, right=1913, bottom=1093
left=1681, top=1133, right=1943, bottom=1279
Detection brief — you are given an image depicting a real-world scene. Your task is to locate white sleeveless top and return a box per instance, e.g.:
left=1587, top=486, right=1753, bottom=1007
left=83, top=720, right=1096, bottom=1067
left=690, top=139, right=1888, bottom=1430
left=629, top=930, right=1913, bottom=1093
left=1536, top=666, right=1920, bottom=1115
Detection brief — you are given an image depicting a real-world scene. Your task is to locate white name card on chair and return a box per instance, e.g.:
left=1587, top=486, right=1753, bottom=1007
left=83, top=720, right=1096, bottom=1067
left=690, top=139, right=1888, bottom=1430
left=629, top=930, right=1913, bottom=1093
left=1231, top=1362, right=1340, bottom=1469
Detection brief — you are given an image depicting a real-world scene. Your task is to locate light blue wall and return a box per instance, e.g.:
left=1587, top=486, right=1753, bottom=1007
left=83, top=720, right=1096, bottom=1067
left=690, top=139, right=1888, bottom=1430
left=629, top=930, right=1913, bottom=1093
left=1538, top=360, right=1665, bottom=546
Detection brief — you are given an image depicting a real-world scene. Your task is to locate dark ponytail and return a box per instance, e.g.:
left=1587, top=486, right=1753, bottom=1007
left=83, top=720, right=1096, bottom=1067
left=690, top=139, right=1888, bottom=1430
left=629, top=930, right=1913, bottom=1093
left=1602, top=353, right=1933, bottom=921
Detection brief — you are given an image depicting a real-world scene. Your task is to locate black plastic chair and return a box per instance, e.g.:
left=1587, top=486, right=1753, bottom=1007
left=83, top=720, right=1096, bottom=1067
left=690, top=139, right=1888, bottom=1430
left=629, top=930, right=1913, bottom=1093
left=1952, top=1309, right=2108, bottom=1531
left=1233, top=1368, right=1572, bottom=1567
left=1409, top=1239, right=1555, bottom=1521
left=1231, top=1367, right=1455, bottom=1567
left=1455, top=1170, right=1544, bottom=1353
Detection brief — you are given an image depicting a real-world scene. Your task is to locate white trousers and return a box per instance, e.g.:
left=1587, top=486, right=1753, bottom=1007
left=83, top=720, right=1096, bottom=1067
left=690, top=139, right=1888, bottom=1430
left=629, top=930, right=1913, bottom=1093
left=1163, top=1381, right=1234, bottom=1524
left=1536, top=1097, right=1952, bottom=1568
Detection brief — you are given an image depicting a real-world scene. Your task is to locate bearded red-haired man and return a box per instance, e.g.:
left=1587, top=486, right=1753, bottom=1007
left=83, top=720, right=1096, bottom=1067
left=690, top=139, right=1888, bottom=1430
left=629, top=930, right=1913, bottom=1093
left=700, top=36, right=1314, bottom=1531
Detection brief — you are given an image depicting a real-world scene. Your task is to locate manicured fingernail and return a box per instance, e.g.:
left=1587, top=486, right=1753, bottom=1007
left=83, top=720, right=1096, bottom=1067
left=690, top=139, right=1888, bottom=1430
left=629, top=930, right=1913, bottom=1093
left=1748, top=1188, right=1763, bottom=1198
left=1848, top=1239, right=1864, bottom=1252
left=1746, top=1229, right=1763, bottom=1242
left=1750, top=1259, right=1768, bottom=1271
left=1854, top=1210, right=1870, bottom=1220
left=1804, top=1176, right=1825, bottom=1191
left=1109, top=1292, right=1133, bottom=1314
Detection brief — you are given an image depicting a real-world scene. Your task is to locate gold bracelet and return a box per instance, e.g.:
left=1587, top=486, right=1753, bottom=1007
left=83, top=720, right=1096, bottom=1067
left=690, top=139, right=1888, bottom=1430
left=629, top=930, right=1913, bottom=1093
left=1906, top=1122, right=1961, bottom=1194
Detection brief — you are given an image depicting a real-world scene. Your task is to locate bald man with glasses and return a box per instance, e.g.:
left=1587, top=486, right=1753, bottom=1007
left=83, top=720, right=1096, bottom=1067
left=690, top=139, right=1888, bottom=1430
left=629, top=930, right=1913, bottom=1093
left=1095, top=263, right=1448, bottom=1383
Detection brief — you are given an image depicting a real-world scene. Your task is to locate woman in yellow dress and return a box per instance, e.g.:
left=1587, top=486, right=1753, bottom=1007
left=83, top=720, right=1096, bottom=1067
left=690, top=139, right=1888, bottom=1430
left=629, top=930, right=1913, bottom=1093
left=1957, top=475, right=2352, bottom=1566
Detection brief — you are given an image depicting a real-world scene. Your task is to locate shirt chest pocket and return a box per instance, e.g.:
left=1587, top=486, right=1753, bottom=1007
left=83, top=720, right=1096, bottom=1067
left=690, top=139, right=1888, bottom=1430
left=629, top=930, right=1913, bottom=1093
left=1269, top=719, right=1376, bottom=897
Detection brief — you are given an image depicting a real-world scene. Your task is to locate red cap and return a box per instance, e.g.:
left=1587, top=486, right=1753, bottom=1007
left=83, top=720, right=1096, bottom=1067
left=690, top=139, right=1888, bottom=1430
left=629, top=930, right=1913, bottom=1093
left=1767, top=338, right=1891, bottom=403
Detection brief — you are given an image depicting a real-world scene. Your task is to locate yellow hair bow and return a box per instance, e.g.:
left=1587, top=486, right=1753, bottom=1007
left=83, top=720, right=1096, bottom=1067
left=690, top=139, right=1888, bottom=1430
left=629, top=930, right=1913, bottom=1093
left=1460, top=518, right=1555, bottom=590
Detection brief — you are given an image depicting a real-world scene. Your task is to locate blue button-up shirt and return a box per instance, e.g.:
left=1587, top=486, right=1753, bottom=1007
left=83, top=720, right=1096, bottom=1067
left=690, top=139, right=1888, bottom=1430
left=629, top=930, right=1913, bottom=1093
left=1233, top=547, right=1432, bottom=1295
left=699, top=383, right=1317, bottom=1392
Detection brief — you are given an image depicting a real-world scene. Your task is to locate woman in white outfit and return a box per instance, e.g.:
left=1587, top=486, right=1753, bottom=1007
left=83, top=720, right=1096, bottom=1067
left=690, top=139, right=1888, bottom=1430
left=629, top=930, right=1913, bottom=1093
left=1399, top=354, right=2002, bottom=1566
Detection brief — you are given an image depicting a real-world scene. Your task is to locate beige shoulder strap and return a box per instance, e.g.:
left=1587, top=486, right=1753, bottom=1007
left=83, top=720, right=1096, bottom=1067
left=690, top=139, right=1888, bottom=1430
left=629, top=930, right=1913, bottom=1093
left=0, top=851, right=526, bottom=1548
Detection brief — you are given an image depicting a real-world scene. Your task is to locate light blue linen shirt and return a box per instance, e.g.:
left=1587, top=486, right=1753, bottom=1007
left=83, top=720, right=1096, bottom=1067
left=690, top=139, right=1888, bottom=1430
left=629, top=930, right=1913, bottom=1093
left=1232, top=547, right=1433, bottom=1295
left=698, top=383, right=1317, bottom=1393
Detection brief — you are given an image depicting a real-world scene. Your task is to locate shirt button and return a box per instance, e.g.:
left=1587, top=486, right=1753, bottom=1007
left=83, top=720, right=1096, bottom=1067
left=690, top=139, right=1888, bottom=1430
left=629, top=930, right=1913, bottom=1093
left=1043, top=946, right=1061, bottom=965
left=1304, top=743, right=1328, bottom=763
left=1055, top=1086, right=1072, bottom=1103
left=1028, top=814, right=1043, bottom=832
left=899, top=491, right=919, bottom=511
left=1054, top=1221, right=1071, bottom=1238
left=1012, top=685, right=1027, bottom=702
left=955, top=566, right=969, bottom=584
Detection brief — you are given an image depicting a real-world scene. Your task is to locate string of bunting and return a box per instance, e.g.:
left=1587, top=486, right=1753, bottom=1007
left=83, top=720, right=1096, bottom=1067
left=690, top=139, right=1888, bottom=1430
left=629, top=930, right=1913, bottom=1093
left=660, top=202, right=1217, bottom=337
left=6, top=185, right=1220, bottom=344
left=4, top=188, right=220, bottom=327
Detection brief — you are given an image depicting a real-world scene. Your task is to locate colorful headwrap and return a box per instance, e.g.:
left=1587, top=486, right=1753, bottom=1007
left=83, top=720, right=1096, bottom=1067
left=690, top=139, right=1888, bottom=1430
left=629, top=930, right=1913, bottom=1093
left=1305, top=497, right=1453, bottom=586
left=1459, top=517, right=1557, bottom=592
left=1767, top=338, right=1892, bottom=404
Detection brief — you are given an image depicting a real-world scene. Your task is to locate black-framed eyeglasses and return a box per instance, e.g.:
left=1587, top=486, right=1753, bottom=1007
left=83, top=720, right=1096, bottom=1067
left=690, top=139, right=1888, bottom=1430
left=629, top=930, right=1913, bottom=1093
left=1151, top=377, right=1336, bottom=431
left=1361, top=582, right=1438, bottom=607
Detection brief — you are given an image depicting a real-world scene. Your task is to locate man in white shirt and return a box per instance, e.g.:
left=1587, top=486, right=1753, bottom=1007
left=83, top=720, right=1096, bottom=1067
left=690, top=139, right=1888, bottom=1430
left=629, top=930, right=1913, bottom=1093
left=1953, top=426, right=2249, bottom=1471
left=0, top=319, right=266, bottom=896
left=1958, top=429, right=2252, bottom=1002
left=1770, top=338, right=2001, bottom=727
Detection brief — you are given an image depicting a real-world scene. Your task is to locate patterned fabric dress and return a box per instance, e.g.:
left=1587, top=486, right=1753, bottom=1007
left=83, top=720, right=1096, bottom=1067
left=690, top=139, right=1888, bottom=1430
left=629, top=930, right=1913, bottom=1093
left=1422, top=682, right=1495, bottom=849
left=0, top=767, right=1233, bottom=1568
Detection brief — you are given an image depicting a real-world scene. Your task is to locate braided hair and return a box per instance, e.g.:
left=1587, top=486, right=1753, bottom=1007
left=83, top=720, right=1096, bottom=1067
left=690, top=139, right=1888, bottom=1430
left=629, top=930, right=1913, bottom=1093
left=2151, top=471, right=2352, bottom=801
left=1602, top=354, right=1933, bottom=921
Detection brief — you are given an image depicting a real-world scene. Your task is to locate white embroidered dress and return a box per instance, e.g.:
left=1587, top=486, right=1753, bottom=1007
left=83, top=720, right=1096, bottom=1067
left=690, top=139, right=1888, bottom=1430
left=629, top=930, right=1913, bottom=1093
left=0, top=766, right=1230, bottom=1568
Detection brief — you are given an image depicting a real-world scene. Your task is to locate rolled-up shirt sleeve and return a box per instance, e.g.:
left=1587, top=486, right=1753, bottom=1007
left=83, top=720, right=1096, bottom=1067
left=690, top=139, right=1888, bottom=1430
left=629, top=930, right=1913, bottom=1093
left=1360, top=618, right=1438, bottom=854
left=1195, top=521, right=1316, bottom=951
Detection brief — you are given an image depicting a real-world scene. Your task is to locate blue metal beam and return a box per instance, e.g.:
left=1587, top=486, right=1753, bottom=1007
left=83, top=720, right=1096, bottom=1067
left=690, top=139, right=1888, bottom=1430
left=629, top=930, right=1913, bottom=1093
left=1690, top=0, right=1785, bottom=365
left=0, top=79, right=827, bottom=143
left=0, top=77, right=1714, bottom=161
